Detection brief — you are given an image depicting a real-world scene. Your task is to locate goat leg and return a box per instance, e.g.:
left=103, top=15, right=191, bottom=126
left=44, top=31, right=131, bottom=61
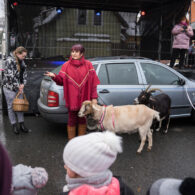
left=163, top=116, right=170, bottom=134
left=147, top=130, right=153, bottom=151
left=137, top=129, right=147, bottom=154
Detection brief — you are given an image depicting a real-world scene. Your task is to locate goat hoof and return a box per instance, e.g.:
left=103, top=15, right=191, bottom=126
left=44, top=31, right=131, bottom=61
left=136, top=151, right=141, bottom=154
left=162, top=130, right=168, bottom=134
left=147, top=147, right=152, bottom=152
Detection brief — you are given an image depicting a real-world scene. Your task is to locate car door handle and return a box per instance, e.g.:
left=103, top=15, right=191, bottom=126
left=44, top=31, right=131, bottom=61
left=99, top=89, right=110, bottom=93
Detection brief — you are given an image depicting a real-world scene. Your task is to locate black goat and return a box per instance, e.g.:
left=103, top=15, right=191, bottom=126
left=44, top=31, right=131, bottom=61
left=134, top=85, right=171, bottom=133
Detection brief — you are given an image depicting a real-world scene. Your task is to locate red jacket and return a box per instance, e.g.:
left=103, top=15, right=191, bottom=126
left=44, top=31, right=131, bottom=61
left=60, top=176, right=135, bottom=195
left=68, top=177, right=120, bottom=195
left=52, top=56, right=100, bottom=111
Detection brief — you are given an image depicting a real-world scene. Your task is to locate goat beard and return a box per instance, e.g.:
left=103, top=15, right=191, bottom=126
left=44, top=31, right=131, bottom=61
left=86, top=114, right=99, bottom=131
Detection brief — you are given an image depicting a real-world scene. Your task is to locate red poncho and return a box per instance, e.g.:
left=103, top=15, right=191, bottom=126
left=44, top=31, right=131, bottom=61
left=52, top=56, right=100, bottom=111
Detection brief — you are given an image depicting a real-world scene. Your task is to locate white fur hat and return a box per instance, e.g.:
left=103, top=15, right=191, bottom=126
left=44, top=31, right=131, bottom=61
left=63, top=131, right=123, bottom=177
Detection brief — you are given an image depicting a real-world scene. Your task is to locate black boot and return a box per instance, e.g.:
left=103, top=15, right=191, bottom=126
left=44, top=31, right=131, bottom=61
left=12, top=123, right=19, bottom=134
left=19, top=122, right=30, bottom=133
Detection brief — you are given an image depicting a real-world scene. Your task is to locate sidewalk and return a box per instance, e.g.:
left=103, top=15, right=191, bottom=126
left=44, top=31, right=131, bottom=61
left=178, top=68, right=195, bottom=79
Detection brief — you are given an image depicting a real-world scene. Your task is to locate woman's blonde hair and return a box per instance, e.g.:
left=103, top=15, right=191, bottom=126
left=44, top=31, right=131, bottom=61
left=13, top=46, right=27, bottom=72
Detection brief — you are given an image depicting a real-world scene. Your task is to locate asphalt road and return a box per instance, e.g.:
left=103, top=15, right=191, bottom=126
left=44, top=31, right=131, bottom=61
left=0, top=110, right=195, bottom=195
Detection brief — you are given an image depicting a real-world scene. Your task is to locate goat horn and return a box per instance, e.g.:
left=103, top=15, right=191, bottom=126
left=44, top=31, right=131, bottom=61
left=148, top=88, right=164, bottom=93
left=145, top=85, right=151, bottom=92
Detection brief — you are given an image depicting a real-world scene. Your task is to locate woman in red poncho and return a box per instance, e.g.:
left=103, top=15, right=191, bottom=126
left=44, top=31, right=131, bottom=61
left=45, top=44, right=100, bottom=139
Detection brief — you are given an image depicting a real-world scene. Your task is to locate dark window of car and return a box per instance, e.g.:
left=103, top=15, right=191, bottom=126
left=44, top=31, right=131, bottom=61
left=98, top=64, right=109, bottom=85
left=94, top=10, right=102, bottom=26
left=78, top=9, right=87, bottom=25
left=98, top=63, right=138, bottom=85
left=141, top=63, right=180, bottom=85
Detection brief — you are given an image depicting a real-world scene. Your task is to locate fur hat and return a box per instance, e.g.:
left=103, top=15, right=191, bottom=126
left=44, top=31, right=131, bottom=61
left=63, top=131, right=123, bottom=177
left=149, top=177, right=195, bottom=195
left=31, top=167, right=48, bottom=188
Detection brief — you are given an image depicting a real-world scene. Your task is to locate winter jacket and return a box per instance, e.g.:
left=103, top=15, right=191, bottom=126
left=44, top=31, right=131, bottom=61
left=60, top=176, right=134, bottom=195
left=52, top=56, right=100, bottom=111
left=11, top=164, right=48, bottom=195
left=172, top=24, right=194, bottom=49
left=11, top=164, right=37, bottom=195
left=2, top=53, right=27, bottom=92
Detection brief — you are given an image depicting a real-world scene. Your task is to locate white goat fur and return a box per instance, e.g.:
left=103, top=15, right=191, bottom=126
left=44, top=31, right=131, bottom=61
left=78, top=101, right=160, bottom=153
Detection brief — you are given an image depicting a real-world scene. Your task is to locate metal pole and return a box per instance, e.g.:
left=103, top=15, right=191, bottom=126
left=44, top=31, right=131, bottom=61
left=4, top=0, right=9, bottom=57
left=189, top=1, right=191, bottom=25
left=158, top=15, right=162, bottom=61
left=186, top=1, right=192, bottom=66
left=135, top=21, right=137, bottom=56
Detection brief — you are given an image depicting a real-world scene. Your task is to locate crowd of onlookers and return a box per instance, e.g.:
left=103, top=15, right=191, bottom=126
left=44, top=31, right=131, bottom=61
left=1, top=131, right=195, bottom=195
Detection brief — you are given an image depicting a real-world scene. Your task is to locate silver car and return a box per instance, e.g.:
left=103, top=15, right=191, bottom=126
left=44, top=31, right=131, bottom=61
left=38, top=57, right=195, bottom=123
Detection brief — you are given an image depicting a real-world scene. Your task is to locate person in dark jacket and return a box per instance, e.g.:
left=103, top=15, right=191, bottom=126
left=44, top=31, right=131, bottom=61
left=44, top=44, right=100, bottom=140
left=60, top=131, right=134, bottom=195
left=147, top=177, right=195, bottom=195
left=170, top=16, right=194, bottom=69
left=0, top=142, right=12, bottom=195
left=2, top=46, right=30, bottom=134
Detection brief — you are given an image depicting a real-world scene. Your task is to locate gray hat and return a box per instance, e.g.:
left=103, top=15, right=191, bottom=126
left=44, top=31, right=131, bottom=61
left=149, top=178, right=182, bottom=195
left=63, top=131, right=123, bottom=177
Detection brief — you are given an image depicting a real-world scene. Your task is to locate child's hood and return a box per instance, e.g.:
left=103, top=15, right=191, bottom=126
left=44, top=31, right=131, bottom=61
left=12, top=164, right=35, bottom=191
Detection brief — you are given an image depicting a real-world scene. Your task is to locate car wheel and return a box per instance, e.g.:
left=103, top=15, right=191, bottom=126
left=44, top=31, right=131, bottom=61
left=191, top=109, right=195, bottom=123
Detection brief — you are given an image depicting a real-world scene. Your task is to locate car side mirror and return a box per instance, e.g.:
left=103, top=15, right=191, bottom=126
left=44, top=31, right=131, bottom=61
left=178, top=78, right=185, bottom=86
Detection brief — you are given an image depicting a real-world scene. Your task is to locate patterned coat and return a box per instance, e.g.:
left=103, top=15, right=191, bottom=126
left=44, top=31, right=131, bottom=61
left=2, top=53, right=27, bottom=92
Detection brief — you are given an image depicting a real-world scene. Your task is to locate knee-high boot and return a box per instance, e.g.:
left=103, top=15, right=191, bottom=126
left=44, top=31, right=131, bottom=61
left=78, top=124, right=86, bottom=136
left=67, top=125, right=76, bottom=140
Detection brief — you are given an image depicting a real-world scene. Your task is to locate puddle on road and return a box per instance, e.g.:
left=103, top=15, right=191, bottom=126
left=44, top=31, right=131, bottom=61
left=171, top=127, right=183, bottom=132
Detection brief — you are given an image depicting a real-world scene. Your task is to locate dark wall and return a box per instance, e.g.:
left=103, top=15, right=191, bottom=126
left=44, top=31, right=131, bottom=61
left=140, top=0, right=191, bottom=59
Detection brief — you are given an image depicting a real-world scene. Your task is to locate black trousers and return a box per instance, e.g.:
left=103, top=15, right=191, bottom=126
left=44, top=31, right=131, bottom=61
left=170, top=48, right=187, bottom=68
left=188, top=53, right=195, bottom=67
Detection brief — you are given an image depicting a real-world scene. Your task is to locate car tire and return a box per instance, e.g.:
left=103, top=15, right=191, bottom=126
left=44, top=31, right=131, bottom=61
left=191, top=109, right=195, bottom=123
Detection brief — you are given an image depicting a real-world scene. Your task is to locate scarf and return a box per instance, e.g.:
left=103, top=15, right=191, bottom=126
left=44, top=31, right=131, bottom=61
left=69, top=56, right=85, bottom=67
left=180, top=22, right=187, bottom=26
left=65, top=169, right=113, bottom=191
left=67, top=56, right=89, bottom=86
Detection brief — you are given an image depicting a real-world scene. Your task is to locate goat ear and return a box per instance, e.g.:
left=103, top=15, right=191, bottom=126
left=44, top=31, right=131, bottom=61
left=92, top=104, right=100, bottom=111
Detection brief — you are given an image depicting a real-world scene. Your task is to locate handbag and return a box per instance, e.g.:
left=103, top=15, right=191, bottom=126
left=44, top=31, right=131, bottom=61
left=12, top=92, right=29, bottom=112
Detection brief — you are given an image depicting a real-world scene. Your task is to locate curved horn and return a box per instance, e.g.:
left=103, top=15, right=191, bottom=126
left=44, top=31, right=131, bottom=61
left=145, top=85, right=151, bottom=92
left=148, top=88, right=164, bottom=93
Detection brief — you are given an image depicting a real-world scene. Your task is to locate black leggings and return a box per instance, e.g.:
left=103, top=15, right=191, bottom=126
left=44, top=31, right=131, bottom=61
left=170, top=48, right=187, bottom=68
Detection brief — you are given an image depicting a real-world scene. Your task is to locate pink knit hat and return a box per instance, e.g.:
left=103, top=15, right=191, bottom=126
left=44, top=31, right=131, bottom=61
left=31, top=167, right=48, bottom=188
